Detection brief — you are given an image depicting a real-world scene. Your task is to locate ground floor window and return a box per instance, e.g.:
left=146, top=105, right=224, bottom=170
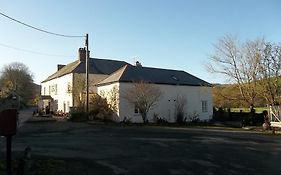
left=134, top=104, right=140, bottom=114
left=202, top=101, right=208, bottom=112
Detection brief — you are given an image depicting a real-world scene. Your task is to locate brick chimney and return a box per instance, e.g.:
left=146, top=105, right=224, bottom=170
left=135, top=61, right=142, bottom=67
left=78, top=47, right=86, bottom=62
left=57, top=64, right=65, bottom=71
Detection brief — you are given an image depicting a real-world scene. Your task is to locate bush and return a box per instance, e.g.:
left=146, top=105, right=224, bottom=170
left=213, top=107, right=265, bottom=126
left=241, top=112, right=264, bottom=126
left=212, top=107, right=228, bottom=121
left=89, top=94, right=113, bottom=121
left=68, top=94, right=115, bottom=122
left=68, top=111, right=88, bottom=122
left=153, top=113, right=168, bottom=124
left=188, top=112, right=200, bottom=123
left=121, top=116, right=132, bottom=124
left=156, top=117, right=168, bottom=124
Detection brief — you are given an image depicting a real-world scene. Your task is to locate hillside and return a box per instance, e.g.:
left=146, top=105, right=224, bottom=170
left=212, top=83, right=266, bottom=108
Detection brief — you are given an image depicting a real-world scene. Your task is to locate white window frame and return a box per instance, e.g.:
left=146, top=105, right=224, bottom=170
left=67, top=82, right=72, bottom=93
left=202, top=100, right=208, bottom=112
left=48, top=86, right=51, bottom=95
left=134, top=103, right=140, bottom=114
left=54, top=84, right=58, bottom=95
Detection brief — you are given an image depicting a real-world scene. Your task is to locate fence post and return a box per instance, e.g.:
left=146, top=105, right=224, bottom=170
left=227, top=108, right=232, bottom=120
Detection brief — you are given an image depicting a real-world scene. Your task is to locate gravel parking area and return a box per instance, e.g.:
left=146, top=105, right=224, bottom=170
left=1, top=121, right=281, bottom=174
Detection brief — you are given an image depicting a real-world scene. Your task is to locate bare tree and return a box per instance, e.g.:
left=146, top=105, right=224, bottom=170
left=0, top=62, right=34, bottom=105
left=207, top=35, right=264, bottom=108
left=258, top=43, right=281, bottom=105
left=174, top=95, right=187, bottom=123
left=123, top=81, right=162, bottom=123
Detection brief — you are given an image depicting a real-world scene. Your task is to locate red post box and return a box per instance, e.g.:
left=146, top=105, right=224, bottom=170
left=0, top=109, right=18, bottom=136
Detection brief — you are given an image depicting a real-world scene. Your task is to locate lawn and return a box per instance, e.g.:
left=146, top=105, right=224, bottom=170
left=230, top=107, right=268, bottom=113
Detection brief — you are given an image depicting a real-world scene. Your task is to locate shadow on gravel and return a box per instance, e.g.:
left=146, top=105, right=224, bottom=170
left=0, top=154, right=112, bottom=175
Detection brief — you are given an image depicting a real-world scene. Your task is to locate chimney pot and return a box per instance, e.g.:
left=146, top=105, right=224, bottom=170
left=135, top=61, right=142, bottom=67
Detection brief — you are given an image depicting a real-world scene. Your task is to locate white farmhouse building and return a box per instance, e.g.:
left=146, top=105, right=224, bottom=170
left=41, top=48, right=127, bottom=114
left=41, top=48, right=212, bottom=122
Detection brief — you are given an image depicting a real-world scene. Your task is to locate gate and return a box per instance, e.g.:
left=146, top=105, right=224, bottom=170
left=269, top=105, right=281, bottom=128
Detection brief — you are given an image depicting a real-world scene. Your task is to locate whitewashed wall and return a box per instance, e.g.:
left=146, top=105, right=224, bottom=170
left=97, top=82, right=121, bottom=122
left=116, top=82, right=213, bottom=123
left=153, top=84, right=213, bottom=122
left=41, top=74, right=73, bottom=113
left=73, top=73, right=109, bottom=93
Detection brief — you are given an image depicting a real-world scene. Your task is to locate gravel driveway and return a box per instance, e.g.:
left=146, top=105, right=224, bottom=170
left=1, top=121, right=281, bottom=175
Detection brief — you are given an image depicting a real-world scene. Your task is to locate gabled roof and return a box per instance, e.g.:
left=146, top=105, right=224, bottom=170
left=97, top=64, right=211, bottom=86
left=42, top=58, right=128, bottom=83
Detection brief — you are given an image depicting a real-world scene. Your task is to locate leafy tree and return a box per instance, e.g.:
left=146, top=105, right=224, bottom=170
left=70, top=74, right=97, bottom=111
left=89, top=93, right=113, bottom=121
left=71, top=74, right=86, bottom=108
left=0, top=62, right=34, bottom=105
left=99, top=85, right=119, bottom=112
left=123, top=81, right=162, bottom=123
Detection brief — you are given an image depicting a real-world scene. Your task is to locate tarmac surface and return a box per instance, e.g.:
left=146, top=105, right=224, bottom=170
left=18, top=107, right=36, bottom=128
left=1, top=117, right=281, bottom=174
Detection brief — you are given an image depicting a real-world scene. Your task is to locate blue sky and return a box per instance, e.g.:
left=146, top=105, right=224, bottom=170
left=0, top=0, right=280, bottom=84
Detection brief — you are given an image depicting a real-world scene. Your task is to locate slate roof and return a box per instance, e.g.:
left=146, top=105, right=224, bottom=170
left=97, top=64, right=211, bottom=86
left=42, top=58, right=128, bottom=83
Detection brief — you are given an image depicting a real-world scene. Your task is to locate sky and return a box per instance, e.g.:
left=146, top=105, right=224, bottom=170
left=0, top=0, right=281, bottom=84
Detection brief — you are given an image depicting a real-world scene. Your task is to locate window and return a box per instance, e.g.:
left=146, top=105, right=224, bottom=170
left=202, top=101, right=208, bottom=112
left=49, top=84, right=58, bottom=95
left=134, top=103, right=140, bottom=114
left=67, top=82, right=72, bottom=93
left=54, top=84, right=58, bottom=95
left=54, top=100, right=58, bottom=111
left=48, top=86, right=51, bottom=95
left=43, top=87, right=46, bottom=95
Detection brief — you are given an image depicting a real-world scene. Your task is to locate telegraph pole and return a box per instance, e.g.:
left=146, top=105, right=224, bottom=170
left=85, top=33, right=89, bottom=113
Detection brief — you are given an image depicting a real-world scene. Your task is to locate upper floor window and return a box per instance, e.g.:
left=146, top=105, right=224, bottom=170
left=67, top=82, right=72, bottom=93
left=54, top=84, right=57, bottom=95
left=50, top=84, right=58, bottom=95
left=47, top=84, right=58, bottom=95
left=202, top=101, right=208, bottom=112
left=48, top=86, right=51, bottom=95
